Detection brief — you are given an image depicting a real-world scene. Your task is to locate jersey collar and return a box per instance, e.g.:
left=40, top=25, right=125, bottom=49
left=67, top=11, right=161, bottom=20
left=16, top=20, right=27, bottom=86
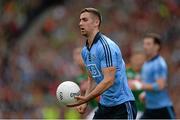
left=86, top=32, right=101, bottom=51
left=147, top=54, right=160, bottom=62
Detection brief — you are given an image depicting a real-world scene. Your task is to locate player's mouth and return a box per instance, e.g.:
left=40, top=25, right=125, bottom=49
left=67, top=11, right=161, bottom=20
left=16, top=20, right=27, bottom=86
left=80, top=27, right=85, bottom=31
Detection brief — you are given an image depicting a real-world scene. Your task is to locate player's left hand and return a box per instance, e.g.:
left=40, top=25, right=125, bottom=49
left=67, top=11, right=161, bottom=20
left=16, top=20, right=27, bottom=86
left=66, top=96, right=88, bottom=107
left=130, top=80, right=143, bottom=90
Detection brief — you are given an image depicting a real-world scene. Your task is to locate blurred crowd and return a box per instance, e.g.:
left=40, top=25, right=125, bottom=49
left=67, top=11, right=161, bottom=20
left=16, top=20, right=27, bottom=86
left=0, top=0, right=180, bottom=119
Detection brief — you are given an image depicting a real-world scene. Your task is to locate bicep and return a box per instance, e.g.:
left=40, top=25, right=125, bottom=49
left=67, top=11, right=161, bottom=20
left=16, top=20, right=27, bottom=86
left=154, top=63, right=167, bottom=80
left=102, top=67, right=116, bottom=81
left=154, top=64, right=168, bottom=89
left=156, top=78, right=167, bottom=89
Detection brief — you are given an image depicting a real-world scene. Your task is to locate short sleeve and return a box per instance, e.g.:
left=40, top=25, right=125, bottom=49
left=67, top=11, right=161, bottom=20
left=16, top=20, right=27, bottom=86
left=99, top=45, right=118, bottom=68
left=154, top=61, right=168, bottom=80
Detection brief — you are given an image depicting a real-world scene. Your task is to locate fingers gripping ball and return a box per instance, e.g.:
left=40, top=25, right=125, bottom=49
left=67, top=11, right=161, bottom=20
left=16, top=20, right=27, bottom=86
left=56, top=81, right=80, bottom=104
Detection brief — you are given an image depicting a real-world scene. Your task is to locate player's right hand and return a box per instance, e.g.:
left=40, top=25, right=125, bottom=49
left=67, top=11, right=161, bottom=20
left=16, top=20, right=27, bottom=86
left=139, top=91, right=146, bottom=103
left=76, top=103, right=87, bottom=114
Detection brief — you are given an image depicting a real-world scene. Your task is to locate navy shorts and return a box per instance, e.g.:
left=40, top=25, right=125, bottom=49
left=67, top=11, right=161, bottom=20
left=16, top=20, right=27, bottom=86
left=141, top=106, right=176, bottom=119
left=93, top=101, right=137, bottom=119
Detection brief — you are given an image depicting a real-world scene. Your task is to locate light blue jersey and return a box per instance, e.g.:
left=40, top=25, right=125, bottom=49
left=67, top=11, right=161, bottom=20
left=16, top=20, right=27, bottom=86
left=81, top=32, right=134, bottom=107
left=141, top=55, right=173, bottom=109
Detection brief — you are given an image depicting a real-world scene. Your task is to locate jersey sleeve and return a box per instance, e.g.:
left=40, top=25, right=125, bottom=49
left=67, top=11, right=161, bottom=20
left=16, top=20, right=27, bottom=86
left=99, top=44, right=118, bottom=69
left=154, top=61, right=168, bottom=80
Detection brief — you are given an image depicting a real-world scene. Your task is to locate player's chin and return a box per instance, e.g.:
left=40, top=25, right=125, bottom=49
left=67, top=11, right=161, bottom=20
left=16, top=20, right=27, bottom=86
left=81, top=32, right=88, bottom=37
left=79, top=111, right=85, bottom=114
left=145, top=51, right=151, bottom=56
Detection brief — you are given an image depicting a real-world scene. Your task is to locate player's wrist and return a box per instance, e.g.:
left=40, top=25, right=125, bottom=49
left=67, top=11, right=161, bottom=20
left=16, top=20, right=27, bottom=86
left=152, top=82, right=159, bottom=91
left=84, top=102, right=88, bottom=106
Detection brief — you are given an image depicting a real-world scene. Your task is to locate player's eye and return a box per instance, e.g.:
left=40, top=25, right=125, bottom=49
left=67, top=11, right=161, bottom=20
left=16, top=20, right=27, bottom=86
left=82, top=18, right=88, bottom=22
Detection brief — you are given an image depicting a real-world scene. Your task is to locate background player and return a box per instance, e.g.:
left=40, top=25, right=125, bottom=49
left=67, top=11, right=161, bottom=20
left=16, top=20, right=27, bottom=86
left=137, top=33, right=176, bottom=119
left=67, top=8, right=137, bottom=119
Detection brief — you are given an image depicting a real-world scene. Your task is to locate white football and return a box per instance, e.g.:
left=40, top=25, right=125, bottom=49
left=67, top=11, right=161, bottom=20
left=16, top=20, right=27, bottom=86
left=56, top=81, right=80, bottom=104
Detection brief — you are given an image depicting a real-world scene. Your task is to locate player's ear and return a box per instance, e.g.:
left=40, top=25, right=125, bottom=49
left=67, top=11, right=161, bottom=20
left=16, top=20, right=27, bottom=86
left=155, top=44, right=159, bottom=52
left=94, top=18, right=100, bottom=27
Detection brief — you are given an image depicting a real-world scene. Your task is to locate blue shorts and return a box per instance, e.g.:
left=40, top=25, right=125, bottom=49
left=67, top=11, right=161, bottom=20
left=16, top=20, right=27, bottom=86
left=141, top=106, right=176, bottom=119
left=93, top=101, right=137, bottom=119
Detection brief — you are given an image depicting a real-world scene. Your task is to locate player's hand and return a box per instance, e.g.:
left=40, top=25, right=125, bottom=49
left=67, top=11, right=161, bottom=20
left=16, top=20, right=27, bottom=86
left=128, top=80, right=137, bottom=90
left=129, top=80, right=143, bottom=90
left=139, top=92, right=146, bottom=103
left=66, top=96, right=88, bottom=107
left=76, top=103, right=88, bottom=114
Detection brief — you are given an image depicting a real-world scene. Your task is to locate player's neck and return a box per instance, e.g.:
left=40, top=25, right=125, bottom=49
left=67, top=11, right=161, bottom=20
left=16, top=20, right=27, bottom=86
left=147, top=52, right=159, bottom=61
left=87, top=29, right=99, bottom=47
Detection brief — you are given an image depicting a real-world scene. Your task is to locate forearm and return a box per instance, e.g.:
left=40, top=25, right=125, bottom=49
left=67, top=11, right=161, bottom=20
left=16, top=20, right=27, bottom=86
left=86, top=77, right=113, bottom=101
left=85, top=77, right=95, bottom=96
left=142, top=83, right=154, bottom=91
left=142, top=81, right=165, bottom=91
left=66, top=67, right=115, bottom=107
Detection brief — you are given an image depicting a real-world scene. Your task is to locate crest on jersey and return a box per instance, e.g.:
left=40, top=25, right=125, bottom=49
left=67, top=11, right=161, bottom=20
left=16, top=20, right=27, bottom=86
left=87, top=64, right=101, bottom=77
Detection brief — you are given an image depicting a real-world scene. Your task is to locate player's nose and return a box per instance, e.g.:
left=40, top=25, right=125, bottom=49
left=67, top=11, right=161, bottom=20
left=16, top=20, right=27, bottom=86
left=79, top=21, right=83, bottom=27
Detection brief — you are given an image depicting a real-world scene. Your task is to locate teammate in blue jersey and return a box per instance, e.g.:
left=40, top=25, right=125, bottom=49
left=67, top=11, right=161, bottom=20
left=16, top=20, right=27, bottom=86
left=139, top=33, right=176, bottom=119
left=67, top=8, right=137, bottom=119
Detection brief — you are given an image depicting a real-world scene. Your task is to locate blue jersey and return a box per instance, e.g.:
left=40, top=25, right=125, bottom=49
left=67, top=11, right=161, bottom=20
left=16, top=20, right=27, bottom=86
left=141, top=55, right=173, bottom=109
left=81, top=32, right=134, bottom=107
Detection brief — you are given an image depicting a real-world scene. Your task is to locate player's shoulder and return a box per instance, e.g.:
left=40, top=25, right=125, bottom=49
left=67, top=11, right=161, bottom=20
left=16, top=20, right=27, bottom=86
left=101, top=34, right=114, bottom=44
left=81, top=46, right=87, bottom=57
left=99, top=34, right=119, bottom=50
left=158, top=56, right=167, bottom=67
left=153, top=55, right=167, bottom=69
left=155, top=55, right=166, bottom=63
left=81, top=46, right=86, bottom=52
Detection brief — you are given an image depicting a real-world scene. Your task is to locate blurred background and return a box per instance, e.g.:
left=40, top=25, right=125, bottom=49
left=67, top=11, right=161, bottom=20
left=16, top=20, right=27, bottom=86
left=0, top=0, right=179, bottom=119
